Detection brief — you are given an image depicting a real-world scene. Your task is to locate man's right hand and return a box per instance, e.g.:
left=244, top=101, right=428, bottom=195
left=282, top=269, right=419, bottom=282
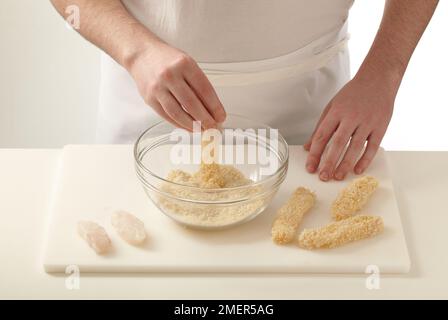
left=128, top=42, right=226, bottom=130
left=50, top=0, right=225, bottom=130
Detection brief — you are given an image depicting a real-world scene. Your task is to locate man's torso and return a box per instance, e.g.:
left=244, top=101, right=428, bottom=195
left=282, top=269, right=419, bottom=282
left=123, top=0, right=353, bottom=62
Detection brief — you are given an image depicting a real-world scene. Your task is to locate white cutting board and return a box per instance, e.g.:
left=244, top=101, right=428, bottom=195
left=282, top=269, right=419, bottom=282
left=43, top=145, right=410, bottom=273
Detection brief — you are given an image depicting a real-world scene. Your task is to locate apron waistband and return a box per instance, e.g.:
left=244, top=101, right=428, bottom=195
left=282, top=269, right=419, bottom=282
left=199, top=22, right=349, bottom=87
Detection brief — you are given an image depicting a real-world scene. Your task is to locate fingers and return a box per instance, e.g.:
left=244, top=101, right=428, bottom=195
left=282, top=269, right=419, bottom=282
left=158, top=90, right=195, bottom=131
left=140, top=52, right=225, bottom=130
left=318, top=122, right=356, bottom=181
left=333, top=127, right=370, bottom=180
left=354, top=130, right=384, bottom=174
left=304, top=103, right=332, bottom=151
left=149, top=100, right=189, bottom=130
left=305, top=118, right=339, bottom=174
left=303, top=142, right=311, bottom=152
left=168, top=80, right=216, bottom=129
left=185, top=62, right=226, bottom=123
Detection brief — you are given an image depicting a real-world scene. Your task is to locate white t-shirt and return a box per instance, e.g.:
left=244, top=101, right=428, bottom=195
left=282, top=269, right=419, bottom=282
left=122, top=0, right=353, bottom=62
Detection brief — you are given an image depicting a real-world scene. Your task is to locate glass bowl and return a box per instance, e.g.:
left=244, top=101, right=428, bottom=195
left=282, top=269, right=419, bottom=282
left=134, top=114, right=289, bottom=230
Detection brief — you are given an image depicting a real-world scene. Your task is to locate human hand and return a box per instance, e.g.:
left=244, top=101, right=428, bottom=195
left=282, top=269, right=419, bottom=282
left=128, top=42, right=226, bottom=130
left=304, top=75, right=396, bottom=181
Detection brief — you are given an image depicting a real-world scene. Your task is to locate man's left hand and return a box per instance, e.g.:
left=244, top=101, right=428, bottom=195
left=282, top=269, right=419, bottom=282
left=303, top=75, right=395, bottom=181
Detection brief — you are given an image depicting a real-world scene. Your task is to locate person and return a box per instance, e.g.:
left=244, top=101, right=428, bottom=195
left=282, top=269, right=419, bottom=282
left=50, top=0, right=438, bottom=181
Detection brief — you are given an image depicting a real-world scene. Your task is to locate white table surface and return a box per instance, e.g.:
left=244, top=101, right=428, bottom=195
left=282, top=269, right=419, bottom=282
left=1, top=148, right=447, bottom=299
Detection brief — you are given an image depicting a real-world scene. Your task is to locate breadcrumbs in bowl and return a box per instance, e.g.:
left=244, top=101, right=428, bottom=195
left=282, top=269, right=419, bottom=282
left=158, top=164, right=268, bottom=228
left=134, top=114, right=289, bottom=230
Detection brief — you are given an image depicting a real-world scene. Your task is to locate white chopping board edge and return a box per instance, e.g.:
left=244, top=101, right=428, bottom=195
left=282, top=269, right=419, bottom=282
left=43, top=145, right=411, bottom=274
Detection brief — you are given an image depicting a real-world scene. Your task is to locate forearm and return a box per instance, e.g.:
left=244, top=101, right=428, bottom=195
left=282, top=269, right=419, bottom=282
left=356, top=0, right=439, bottom=92
left=50, top=0, right=225, bottom=129
left=49, top=0, right=163, bottom=70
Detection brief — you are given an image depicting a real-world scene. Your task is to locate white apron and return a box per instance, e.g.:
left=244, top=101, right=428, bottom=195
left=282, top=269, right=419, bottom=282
left=96, top=23, right=350, bottom=145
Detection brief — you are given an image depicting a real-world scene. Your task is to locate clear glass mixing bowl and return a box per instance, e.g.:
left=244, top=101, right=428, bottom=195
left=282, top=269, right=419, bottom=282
left=134, top=114, right=289, bottom=230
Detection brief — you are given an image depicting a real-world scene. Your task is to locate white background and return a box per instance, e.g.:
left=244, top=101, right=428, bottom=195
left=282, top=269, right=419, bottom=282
left=0, top=0, right=447, bottom=149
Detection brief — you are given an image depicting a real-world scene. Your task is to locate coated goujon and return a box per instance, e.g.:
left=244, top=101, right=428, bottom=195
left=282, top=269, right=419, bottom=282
left=271, top=187, right=315, bottom=244
left=196, top=128, right=225, bottom=188
left=332, top=176, right=379, bottom=220
left=298, top=215, right=384, bottom=249
left=200, top=128, right=221, bottom=164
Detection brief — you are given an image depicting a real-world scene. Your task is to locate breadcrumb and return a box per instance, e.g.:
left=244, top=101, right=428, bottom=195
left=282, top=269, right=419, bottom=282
left=298, top=215, right=384, bottom=249
left=192, top=128, right=228, bottom=188
left=166, top=170, right=193, bottom=185
left=158, top=129, right=267, bottom=228
left=193, top=163, right=227, bottom=188
left=159, top=165, right=264, bottom=227
left=191, top=162, right=250, bottom=189
left=271, top=187, right=316, bottom=244
left=331, top=176, right=379, bottom=220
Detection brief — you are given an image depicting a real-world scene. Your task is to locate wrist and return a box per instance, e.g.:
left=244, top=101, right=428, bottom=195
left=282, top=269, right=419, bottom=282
left=354, top=60, right=403, bottom=98
left=354, top=43, right=407, bottom=98
left=119, top=27, right=165, bottom=73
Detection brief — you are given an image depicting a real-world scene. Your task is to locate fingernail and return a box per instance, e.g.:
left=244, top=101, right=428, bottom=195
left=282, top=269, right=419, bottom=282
left=306, top=164, right=315, bottom=172
left=320, top=171, right=329, bottom=181
left=335, top=172, right=344, bottom=180
left=203, top=121, right=216, bottom=129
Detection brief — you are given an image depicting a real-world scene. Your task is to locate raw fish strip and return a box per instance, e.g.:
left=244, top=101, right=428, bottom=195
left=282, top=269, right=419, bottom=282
left=111, top=211, right=147, bottom=245
left=77, top=221, right=111, bottom=254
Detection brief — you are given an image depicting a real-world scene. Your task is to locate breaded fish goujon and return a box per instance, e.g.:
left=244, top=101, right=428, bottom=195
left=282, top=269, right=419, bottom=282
left=272, top=187, right=316, bottom=244
left=194, top=129, right=225, bottom=188
left=298, top=215, right=384, bottom=249
left=331, top=176, right=379, bottom=220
